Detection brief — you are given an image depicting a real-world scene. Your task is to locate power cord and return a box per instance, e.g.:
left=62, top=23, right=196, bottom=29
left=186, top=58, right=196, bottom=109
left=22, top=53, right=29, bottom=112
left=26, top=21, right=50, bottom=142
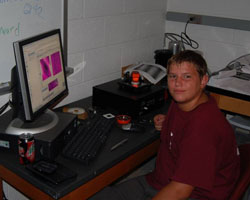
left=165, top=17, right=199, bottom=50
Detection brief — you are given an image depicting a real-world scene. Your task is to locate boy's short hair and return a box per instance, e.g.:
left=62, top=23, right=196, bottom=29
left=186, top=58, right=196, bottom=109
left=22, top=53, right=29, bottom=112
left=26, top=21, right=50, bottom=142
left=167, top=50, right=208, bottom=78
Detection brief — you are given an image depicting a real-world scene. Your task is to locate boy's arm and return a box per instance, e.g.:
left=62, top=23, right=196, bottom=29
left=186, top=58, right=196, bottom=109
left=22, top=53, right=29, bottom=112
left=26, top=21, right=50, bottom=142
left=153, top=181, right=194, bottom=200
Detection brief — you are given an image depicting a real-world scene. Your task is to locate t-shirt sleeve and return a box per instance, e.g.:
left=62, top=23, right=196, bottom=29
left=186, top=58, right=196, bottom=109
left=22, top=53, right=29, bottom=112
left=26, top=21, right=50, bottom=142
left=172, top=121, right=217, bottom=191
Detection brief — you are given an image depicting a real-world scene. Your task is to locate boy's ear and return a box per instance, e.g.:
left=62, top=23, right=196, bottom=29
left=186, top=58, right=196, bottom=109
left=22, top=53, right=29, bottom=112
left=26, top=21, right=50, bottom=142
left=200, top=74, right=209, bottom=89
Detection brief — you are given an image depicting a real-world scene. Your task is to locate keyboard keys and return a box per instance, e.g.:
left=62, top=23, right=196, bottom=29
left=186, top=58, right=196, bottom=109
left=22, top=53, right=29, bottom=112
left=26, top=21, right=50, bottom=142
left=62, top=114, right=114, bottom=164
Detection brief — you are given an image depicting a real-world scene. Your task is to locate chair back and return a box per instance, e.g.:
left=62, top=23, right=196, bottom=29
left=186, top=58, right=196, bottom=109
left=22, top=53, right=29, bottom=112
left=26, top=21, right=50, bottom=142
left=229, top=143, right=250, bottom=200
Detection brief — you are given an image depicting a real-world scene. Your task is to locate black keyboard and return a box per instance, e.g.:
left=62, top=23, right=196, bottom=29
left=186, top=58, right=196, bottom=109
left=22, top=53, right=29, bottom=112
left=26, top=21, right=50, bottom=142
left=62, top=114, right=114, bottom=164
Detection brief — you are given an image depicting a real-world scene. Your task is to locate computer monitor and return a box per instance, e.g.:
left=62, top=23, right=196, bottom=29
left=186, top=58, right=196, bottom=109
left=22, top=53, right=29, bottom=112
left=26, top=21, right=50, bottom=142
left=6, top=29, right=68, bottom=135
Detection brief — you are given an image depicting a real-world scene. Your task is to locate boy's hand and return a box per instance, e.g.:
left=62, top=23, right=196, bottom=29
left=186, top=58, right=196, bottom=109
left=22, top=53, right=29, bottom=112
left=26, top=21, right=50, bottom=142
left=153, top=114, right=165, bottom=131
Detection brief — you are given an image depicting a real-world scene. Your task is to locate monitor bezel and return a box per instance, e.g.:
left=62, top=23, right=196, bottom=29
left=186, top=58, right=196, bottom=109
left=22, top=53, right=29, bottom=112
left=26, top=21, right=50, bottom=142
left=13, top=29, right=68, bottom=121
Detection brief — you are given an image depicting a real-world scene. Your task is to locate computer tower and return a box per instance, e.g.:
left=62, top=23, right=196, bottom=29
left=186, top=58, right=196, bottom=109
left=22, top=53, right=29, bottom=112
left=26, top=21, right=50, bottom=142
left=0, top=111, right=78, bottom=161
left=92, top=79, right=166, bottom=118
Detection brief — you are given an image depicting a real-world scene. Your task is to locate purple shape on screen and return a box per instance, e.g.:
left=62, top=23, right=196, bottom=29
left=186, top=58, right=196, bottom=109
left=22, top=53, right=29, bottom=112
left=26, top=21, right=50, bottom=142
left=40, top=56, right=51, bottom=80
left=48, top=79, right=58, bottom=91
left=51, top=51, right=62, bottom=75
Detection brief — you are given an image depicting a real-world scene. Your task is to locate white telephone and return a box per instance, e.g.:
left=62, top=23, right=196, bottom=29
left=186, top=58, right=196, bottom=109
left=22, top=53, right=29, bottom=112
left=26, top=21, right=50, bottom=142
left=212, top=54, right=250, bottom=80
left=208, top=54, right=250, bottom=96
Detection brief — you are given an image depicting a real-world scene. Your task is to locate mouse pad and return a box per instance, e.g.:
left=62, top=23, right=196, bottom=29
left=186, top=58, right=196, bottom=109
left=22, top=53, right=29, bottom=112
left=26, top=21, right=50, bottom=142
left=26, top=160, right=77, bottom=185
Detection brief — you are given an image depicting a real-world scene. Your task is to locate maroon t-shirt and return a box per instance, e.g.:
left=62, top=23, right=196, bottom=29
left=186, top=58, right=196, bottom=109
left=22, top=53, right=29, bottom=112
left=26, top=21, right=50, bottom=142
left=146, top=96, right=240, bottom=200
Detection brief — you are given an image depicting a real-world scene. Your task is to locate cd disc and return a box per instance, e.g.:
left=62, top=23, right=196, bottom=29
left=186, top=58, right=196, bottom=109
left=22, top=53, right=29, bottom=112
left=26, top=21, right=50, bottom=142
left=67, top=107, right=85, bottom=115
left=63, top=107, right=88, bottom=120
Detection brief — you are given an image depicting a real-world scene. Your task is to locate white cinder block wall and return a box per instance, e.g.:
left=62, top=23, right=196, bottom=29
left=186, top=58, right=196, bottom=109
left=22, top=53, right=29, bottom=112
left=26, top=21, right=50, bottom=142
left=59, top=0, right=166, bottom=106
left=165, top=0, right=250, bottom=73
left=3, top=0, right=166, bottom=199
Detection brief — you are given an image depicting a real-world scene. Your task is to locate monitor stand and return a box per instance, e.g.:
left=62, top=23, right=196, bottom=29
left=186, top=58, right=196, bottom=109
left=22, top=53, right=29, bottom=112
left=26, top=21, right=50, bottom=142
left=5, top=109, right=59, bottom=135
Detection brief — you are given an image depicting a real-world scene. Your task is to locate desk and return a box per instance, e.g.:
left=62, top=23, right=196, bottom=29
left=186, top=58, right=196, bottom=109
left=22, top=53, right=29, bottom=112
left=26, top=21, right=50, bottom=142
left=0, top=97, right=168, bottom=200
left=0, top=140, right=160, bottom=200
left=206, top=85, right=250, bottom=117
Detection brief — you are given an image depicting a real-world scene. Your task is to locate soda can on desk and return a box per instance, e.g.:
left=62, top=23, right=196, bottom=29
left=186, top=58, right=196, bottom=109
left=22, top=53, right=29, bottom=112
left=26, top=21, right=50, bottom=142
left=18, top=133, right=35, bottom=164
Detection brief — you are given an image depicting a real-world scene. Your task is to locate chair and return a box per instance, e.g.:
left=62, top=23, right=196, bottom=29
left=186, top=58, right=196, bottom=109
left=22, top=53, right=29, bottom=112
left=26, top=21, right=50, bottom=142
left=229, top=143, right=250, bottom=200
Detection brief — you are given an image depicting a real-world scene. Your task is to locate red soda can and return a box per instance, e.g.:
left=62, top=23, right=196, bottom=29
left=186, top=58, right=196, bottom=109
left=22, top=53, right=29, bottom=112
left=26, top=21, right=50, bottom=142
left=18, top=133, right=35, bottom=164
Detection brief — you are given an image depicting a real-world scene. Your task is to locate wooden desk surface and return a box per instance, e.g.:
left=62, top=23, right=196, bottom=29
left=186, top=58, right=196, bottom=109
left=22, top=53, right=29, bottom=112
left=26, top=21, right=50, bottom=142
left=206, top=85, right=250, bottom=117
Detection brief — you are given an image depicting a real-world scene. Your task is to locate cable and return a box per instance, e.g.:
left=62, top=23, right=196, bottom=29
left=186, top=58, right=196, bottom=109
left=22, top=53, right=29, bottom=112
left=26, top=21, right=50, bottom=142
left=165, top=18, right=199, bottom=50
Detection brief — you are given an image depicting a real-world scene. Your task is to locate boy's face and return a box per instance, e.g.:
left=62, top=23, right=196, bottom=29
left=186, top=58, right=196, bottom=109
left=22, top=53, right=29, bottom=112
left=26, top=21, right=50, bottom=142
left=167, top=61, right=208, bottom=109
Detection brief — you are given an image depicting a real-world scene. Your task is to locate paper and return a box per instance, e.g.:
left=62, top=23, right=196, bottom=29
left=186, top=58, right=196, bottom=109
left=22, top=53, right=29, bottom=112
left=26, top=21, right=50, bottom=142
left=124, top=63, right=166, bottom=85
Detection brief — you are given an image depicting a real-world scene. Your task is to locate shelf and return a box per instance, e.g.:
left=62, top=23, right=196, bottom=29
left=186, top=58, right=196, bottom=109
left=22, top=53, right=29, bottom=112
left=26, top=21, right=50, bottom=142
left=166, top=11, right=250, bottom=31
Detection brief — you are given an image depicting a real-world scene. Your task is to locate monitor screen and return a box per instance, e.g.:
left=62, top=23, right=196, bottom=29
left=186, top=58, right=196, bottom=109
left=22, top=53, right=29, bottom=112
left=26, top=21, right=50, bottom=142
left=12, top=29, right=68, bottom=122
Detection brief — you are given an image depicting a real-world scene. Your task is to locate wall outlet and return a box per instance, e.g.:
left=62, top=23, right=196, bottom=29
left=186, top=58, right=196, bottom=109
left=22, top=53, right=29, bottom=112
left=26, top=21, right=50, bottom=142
left=188, top=14, right=202, bottom=24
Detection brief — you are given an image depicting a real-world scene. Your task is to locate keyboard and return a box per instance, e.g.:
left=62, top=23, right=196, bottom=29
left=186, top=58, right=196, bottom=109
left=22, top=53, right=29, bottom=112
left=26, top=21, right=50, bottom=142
left=62, top=114, right=114, bottom=164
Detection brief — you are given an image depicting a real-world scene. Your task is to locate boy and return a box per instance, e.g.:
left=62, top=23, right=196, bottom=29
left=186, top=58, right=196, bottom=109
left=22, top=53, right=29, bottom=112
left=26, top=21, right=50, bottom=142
left=90, top=50, right=240, bottom=200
